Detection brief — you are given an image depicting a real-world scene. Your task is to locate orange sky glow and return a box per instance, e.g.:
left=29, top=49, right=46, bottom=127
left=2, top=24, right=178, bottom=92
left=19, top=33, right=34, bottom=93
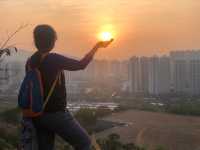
left=0, top=0, right=199, bottom=60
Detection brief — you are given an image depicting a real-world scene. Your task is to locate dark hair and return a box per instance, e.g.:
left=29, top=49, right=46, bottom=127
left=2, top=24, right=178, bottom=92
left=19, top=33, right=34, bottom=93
left=34, top=24, right=57, bottom=52
left=31, top=24, right=57, bottom=68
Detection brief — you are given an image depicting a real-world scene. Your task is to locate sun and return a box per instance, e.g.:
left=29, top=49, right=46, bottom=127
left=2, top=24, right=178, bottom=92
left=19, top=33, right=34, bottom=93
left=99, top=32, right=113, bottom=41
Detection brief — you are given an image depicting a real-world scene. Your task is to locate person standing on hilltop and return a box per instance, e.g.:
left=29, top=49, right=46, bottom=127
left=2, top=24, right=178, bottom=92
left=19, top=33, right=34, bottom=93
left=21, top=24, right=113, bottom=150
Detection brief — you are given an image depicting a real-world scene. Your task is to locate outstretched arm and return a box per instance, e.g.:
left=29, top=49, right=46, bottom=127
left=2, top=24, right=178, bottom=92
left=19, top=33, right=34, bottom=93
left=56, top=39, right=113, bottom=71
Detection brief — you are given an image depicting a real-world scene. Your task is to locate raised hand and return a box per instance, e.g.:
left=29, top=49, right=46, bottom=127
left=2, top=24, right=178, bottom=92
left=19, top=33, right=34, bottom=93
left=95, top=39, right=114, bottom=49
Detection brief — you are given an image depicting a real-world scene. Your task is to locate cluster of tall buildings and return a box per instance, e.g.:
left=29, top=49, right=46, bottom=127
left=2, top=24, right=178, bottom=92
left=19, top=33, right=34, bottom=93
left=2, top=50, right=200, bottom=97
left=128, top=50, right=200, bottom=96
left=65, top=60, right=128, bottom=96
left=0, top=56, right=129, bottom=96
left=66, top=60, right=128, bottom=82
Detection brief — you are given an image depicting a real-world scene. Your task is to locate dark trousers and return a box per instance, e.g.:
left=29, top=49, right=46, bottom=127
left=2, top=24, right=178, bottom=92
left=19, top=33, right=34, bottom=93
left=33, top=111, right=91, bottom=150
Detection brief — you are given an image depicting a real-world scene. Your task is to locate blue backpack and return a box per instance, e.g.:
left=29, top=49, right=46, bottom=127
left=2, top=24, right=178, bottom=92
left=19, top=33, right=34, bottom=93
left=18, top=59, right=59, bottom=117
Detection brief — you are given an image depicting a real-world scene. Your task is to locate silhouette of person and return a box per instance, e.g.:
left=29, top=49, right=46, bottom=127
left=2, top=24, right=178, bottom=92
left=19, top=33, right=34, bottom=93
left=26, top=24, right=113, bottom=150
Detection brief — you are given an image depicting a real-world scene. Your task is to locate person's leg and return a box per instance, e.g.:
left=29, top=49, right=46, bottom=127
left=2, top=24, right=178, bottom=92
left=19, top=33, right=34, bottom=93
left=36, top=111, right=91, bottom=150
left=56, top=115, right=91, bottom=150
left=37, top=129, right=55, bottom=150
left=33, top=120, right=55, bottom=150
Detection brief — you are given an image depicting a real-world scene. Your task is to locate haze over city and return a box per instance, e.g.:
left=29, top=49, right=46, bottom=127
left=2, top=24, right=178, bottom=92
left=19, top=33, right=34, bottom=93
left=1, top=1, right=200, bottom=150
left=0, top=0, right=199, bottom=60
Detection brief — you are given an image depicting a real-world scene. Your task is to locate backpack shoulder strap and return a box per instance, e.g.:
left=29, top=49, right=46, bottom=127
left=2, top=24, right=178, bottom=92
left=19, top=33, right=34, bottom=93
left=42, top=72, right=61, bottom=110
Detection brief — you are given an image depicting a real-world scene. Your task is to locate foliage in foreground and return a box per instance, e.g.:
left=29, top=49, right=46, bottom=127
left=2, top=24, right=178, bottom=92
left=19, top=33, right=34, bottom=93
left=0, top=107, right=21, bottom=124
left=74, top=107, right=112, bottom=133
left=0, top=107, right=167, bottom=150
left=95, top=133, right=147, bottom=150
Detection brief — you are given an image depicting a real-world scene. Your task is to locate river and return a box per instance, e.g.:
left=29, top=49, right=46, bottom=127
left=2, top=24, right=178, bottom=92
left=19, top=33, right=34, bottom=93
left=67, top=101, right=119, bottom=112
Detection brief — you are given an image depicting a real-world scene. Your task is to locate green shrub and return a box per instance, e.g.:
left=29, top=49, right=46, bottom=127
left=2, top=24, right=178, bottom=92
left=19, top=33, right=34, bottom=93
left=155, top=145, right=166, bottom=150
left=97, top=133, right=148, bottom=150
left=75, top=108, right=97, bottom=126
left=165, top=101, right=200, bottom=116
left=0, top=138, right=13, bottom=150
left=0, top=107, right=21, bottom=124
left=0, top=126, right=19, bottom=147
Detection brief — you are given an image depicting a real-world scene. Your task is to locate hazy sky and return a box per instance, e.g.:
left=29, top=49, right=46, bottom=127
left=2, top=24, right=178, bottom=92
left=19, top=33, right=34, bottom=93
left=0, top=0, right=199, bottom=60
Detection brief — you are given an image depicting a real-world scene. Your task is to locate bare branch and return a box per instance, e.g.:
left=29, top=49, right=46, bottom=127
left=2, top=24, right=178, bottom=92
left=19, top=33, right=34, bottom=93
left=0, top=23, right=28, bottom=60
left=6, top=30, right=9, bottom=39
left=0, top=23, right=29, bottom=50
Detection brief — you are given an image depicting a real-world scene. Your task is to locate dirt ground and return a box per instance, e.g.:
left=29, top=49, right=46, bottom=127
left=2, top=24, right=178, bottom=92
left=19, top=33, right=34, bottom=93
left=97, top=110, right=200, bottom=150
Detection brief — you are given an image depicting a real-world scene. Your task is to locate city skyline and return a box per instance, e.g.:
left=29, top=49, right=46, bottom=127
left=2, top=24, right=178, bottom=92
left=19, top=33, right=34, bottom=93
left=3, top=49, right=200, bottom=96
left=0, top=0, right=199, bottom=60
left=129, top=50, right=200, bottom=96
left=3, top=48, right=200, bottom=63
